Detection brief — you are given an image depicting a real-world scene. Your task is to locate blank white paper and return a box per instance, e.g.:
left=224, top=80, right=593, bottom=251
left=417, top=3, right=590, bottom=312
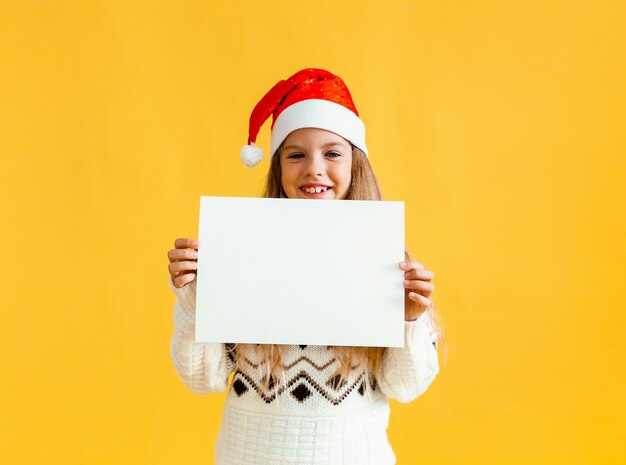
left=195, top=196, right=405, bottom=347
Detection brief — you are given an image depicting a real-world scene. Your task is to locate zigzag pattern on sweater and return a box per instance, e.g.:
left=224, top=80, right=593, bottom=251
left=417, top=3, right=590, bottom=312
left=232, top=368, right=369, bottom=405
left=241, top=354, right=338, bottom=372
left=230, top=345, right=379, bottom=406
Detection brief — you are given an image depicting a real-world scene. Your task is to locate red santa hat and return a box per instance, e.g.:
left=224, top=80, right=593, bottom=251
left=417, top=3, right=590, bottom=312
left=240, top=68, right=368, bottom=167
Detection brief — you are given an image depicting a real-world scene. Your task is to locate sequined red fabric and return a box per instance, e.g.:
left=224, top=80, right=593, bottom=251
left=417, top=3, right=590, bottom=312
left=247, top=68, right=359, bottom=145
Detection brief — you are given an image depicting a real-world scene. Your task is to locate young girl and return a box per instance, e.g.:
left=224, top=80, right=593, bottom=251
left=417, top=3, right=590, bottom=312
left=167, top=68, right=440, bottom=465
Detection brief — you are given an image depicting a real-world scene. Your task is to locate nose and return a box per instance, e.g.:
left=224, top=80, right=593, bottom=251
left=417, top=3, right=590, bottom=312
left=304, top=153, right=325, bottom=177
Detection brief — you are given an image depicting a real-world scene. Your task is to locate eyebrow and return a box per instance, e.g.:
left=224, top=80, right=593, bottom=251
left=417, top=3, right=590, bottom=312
left=283, top=142, right=348, bottom=151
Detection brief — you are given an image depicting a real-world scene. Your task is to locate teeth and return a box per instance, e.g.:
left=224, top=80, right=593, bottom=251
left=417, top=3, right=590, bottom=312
left=303, top=186, right=328, bottom=194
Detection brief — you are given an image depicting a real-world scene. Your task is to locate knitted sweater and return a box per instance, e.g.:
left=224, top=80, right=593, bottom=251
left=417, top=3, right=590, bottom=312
left=170, top=280, right=439, bottom=465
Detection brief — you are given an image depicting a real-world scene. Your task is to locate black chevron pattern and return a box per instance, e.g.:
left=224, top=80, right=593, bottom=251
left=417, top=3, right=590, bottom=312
left=232, top=368, right=367, bottom=405
left=242, top=355, right=338, bottom=371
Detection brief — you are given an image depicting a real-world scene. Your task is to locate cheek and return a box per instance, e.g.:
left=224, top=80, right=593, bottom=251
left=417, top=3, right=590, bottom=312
left=280, top=168, right=290, bottom=184
left=334, top=166, right=353, bottom=199
left=338, top=164, right=353, bottom=186
left=280, top=166, right=296, bottom=195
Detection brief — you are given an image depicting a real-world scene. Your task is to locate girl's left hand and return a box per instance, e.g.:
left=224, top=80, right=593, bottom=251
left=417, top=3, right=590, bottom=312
left=400, top=261, right=435, bottom=321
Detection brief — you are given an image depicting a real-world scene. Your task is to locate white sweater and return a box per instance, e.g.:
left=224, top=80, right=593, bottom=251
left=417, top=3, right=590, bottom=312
left=170, top=280, right=439, bottom=465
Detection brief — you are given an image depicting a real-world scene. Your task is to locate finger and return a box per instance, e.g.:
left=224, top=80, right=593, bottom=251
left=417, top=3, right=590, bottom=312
left=399, top=261, right=425, bottom=271
left=168, top=261, right=198, bottom=275
left=169, top=268, right=196, bottom=280
left=408, top=291, right=431, bottom=308
left=173, top=272, right=196, bottom=288
left=169, top=261, right=198, bottom=273
left=404, top=279, right=434, bottom=297
left=168, top=248, right=199, bottom=262
left=174, top=238, right=200, bottom=250
left=404, top=268, right=434, bottom=281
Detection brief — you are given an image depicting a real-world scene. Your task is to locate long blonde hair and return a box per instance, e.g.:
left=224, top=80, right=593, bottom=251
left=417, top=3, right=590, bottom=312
left=237, top=145, right=440, bottom=385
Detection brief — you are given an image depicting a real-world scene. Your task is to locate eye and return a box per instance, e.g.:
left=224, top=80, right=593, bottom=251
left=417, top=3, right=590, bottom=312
left=325, top=151, right=341, bottom=158
left=287, top=152, right=304, bottom=159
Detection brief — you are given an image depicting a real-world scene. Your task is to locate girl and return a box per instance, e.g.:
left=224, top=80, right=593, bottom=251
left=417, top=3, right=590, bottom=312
left=167, top=68, right=440, bottom=465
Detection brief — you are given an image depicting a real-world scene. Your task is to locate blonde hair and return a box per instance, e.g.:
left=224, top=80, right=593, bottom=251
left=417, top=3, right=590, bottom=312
left=237, top=144, right=441, bottom=388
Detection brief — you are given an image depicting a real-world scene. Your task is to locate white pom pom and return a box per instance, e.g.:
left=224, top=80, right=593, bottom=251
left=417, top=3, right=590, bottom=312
left=240, top=143, right=263, bottom=167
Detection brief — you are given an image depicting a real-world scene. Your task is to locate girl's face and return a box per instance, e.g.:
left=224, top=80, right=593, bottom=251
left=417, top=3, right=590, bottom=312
left=280, top=128, right=353, bottom=200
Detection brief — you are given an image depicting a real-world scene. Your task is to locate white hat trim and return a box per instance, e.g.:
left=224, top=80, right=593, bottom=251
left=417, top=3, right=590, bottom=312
left=270, top=99, right=368, bottom=157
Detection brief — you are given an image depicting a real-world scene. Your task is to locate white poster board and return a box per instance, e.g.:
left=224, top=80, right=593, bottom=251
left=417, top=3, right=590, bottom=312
left=195, top=196, right=405, bottom=347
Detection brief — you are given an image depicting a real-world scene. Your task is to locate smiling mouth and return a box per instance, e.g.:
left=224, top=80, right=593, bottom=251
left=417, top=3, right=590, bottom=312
left=301, top=186, right=330, bottom=194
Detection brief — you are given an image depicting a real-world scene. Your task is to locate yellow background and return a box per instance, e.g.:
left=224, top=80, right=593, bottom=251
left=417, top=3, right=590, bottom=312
left=1, top=1, right=624, bottom=464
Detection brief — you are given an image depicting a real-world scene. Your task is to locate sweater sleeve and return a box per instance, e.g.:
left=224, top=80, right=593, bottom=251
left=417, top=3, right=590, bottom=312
left=377, top=310, right=439, bottom=403
left=169, top=279, right=236, bottom=394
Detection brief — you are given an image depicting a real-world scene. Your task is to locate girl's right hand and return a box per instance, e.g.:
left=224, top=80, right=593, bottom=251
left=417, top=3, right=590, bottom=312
left=168, top=238, right=200, bottom=288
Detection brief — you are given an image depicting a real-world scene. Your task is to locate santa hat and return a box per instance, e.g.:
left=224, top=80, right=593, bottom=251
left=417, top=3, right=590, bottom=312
left=240, top=68, right=368, bottom=167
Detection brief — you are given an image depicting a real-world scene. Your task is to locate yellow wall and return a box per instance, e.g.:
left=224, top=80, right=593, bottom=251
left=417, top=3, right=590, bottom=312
left=1, top=1, right=624, bottom=463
